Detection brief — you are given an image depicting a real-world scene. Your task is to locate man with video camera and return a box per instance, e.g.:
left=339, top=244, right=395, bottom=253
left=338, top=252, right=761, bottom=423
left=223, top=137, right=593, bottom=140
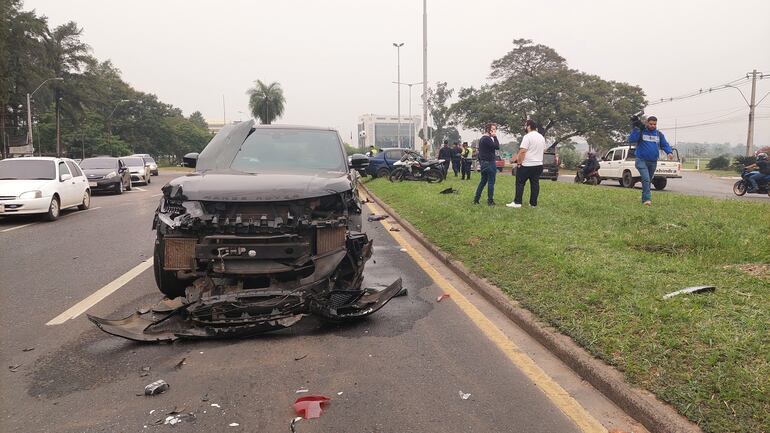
left=628, top=113, right=674, bottom=205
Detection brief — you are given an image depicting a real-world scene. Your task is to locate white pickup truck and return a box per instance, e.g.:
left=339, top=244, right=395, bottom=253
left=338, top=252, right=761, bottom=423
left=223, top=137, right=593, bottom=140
left=598, top=145, right=682, bottom=190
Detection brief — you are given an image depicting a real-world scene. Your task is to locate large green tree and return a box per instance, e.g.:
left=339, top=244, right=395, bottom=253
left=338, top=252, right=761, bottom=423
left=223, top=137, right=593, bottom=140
left=426, top=81, right=454, bottom=150
left=452, top=39, right=646, bottom=153
left=247, top=80, right=285, bottom=125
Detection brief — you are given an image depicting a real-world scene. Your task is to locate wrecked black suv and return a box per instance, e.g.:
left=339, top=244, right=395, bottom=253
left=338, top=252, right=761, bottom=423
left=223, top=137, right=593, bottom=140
left=89, top=121, right=400, bottom=341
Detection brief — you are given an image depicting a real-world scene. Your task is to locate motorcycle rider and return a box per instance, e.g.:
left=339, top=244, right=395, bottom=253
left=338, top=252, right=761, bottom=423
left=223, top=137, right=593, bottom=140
left=580, top=152, right=600, bottom=180
left=745, top=152, right=770, bottom=192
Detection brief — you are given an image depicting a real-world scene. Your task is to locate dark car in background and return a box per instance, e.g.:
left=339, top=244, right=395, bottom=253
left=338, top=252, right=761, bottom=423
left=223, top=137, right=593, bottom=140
left=79, top=157, right=132, bottom=194
left=510, top=146, right=560, bottom=180
left=366, top=147, right=411, bottom=178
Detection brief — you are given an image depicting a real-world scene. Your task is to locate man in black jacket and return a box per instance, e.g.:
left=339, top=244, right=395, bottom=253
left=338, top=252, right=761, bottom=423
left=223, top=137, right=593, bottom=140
left=438, top=140, right=452, bottom=177
left=450, top=142, right=462, bottom=177
left=473, top=123, right=500, bottom=205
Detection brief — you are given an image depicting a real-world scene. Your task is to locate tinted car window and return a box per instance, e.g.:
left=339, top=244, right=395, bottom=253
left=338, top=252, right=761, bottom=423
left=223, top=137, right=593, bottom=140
left=66, top=161, right=83, bottom=177
left=385, top=149, right=402, bottom=160
left=0, top=160, right=56, bottom=180
left=613, top=150, right=624, bottom=161
left=605, top=150, right=614, bottom=161
left=230, top=129, right=346, bottom=173
left=80, top=158, right=117, bottom=169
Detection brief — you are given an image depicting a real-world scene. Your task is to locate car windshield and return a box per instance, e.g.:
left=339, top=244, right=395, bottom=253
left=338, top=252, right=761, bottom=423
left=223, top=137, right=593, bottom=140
left=79, top=158, right=115, bottom=169
left=0, top=159, right=56, bottom=180
left=230, top=129, right=346, bottom=173
left=123, top=157, right=144, bottom=167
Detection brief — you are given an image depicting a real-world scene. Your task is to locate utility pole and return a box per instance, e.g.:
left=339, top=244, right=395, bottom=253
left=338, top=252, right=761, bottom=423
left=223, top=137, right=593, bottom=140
left=56, top=98, right=61, bottom=157
left=745, top=69, right=758, bottom=156
left=393, top=42, right=404, bottom=148
left=422, top=0, right=428, bottom=155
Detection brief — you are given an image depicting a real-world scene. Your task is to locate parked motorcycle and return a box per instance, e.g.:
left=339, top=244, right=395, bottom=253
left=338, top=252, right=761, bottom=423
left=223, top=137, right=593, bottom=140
left=389, top=154, right=444, bottom=183
left=574, top=163, right=601, bottom=185
left=733, top=169, right=770, bottom=197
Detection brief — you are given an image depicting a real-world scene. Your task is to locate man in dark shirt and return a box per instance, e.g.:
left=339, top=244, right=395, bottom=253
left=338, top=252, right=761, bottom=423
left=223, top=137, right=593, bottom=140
left=473, top=123, right=500, bottom=205
left=438, top=140, right=452, bottom=177
left=450, top=142, right=462, bottom=177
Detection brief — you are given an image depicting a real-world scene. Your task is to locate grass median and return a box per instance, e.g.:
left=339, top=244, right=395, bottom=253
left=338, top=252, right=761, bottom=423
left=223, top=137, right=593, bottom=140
left=366, top=176, right=769, bottom=433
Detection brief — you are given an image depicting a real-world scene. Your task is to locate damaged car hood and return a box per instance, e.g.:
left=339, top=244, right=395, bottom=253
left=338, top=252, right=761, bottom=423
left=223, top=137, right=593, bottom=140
left=166, top=170, right=354, bottom=201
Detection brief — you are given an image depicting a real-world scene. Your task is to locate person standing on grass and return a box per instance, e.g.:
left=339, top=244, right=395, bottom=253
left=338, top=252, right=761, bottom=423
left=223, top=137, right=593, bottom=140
left=460, top=142, right=472, bottom=180
left=628, top=115, right=673, bottom=205
left=451, top=142, right=462, bottom=177
left=473, top=123, right=500, bottom=206
left=438, top=140, right=452, bottom=177
left=507, top=119, right=546, bottom=208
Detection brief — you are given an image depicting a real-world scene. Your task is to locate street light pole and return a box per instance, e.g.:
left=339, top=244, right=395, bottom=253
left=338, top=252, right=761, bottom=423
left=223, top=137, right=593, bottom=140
left=26, top=77, right=63, bottom=154
left=393, top=81, right=423, bottom=149
left=422, top=0, right=428, bottom=155
left=392, top=42, right=404, bottom=148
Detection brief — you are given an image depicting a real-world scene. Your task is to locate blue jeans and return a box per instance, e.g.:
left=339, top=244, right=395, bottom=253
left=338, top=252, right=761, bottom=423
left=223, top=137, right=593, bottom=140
left=748, top=172, right=770, bottom=190
left=474, top=160, right=497, bottom=203
left=635, top=158, right=657, bottom=202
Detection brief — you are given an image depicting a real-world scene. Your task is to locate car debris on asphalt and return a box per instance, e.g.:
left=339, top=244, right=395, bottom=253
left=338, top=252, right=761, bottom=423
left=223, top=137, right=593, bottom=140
left=22, top=347, right=34, bottom=352
left=368, top=214, right=388, bottom=221
left=662, top=285, right=716, bottom=299
left=437, top=293, right=450, bottom=302
left=395, top=287, right=408, bottom=297
left=294, top=354, right=308, bottom=361
left=458, top=391, right=471, bottom=400
left=290, top=416, right=303, bottom=433
left=293, top=395, right=331, bottom=419
left=144, top=380, right=169, bottom=396
left=389, top=226, right=401, bottom=232
left=174, top=357, right=186, bottom=369
left=8, top=364, right=21, bottom=372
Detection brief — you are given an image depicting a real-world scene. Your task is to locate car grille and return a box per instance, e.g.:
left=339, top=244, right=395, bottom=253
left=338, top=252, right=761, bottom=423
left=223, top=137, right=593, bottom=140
left=88, top=175, right=104, bottom=180
left=0, top=196, right=16, bottom=201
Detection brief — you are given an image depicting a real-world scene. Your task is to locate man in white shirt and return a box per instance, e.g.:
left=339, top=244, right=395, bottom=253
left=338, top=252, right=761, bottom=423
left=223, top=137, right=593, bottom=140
left=506, top=119, right=546, bottom=208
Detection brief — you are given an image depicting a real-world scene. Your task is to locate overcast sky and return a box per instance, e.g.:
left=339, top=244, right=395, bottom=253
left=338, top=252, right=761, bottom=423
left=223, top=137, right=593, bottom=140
left=25, top=0, right=770, bottom=147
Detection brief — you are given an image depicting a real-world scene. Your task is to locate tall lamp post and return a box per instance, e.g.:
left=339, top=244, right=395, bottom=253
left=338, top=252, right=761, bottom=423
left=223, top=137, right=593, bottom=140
left=26, top=77, right=63, bottom=154
left=392, top=42, right=404, bottom=148
left=392, top=81, right=423, bottom=149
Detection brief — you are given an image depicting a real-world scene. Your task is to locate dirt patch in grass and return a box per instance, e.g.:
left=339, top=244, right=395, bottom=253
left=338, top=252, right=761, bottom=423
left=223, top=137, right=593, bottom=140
left=725, top=263, right=770, bottom=281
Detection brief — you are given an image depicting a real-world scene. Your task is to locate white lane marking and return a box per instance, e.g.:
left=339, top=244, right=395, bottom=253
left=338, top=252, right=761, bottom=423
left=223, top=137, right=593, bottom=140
left=151, top=193, right=163, bottom=197
left=46, top=259, right=153, bottom=325
left=134, top=187, right=147, bottom=192
left=1, top=222, right=36, bottom=232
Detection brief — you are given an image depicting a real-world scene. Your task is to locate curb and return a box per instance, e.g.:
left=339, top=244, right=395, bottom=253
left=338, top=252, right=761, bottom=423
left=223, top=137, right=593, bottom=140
left=361, top=184, right=703, bottom=433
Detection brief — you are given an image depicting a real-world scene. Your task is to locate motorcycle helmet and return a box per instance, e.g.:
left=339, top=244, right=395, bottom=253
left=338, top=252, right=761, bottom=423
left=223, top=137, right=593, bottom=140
left=757, top=152, right=768, bottom=161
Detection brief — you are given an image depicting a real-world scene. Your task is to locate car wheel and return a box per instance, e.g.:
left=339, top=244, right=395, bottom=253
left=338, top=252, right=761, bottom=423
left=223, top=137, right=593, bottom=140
left=115, top=181, right=124, bottom=195
left=589, top=176, right=599, bottom=186
left=618, top=180, right=624, bottom=187
left=652, top=177, right=667, bottom=190
left=78, top=190, right=91, bottom=210
left=153, top=236, right=190, bottom=299
left=376, top=167, right=390, bottom=179
left=45, top=196, right=60, bottom=221
left=426, top=168, right=444, bottom=183
left=574, top=175, right=581, bottom=183
left=621, top=170, right=635, bottom=188
left=733, top=180, right=747, bottom=196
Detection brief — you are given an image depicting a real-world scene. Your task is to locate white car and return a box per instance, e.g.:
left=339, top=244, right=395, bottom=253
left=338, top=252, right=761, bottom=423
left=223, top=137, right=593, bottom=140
left=130, top=154, right=158, bottom=176
left=598, top=145, right=682, bottom=190
left=0, top=157, right=91, bottom=221
left=122, top=156, right=152, bottom=184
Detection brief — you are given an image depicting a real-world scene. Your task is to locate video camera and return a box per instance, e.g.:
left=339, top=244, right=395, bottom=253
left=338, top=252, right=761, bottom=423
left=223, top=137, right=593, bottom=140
left=629, top=110, right=645, bottom=129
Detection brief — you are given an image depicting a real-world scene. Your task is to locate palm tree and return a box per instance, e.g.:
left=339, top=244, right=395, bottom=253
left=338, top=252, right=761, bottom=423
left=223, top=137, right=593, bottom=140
left=247, top=80, right=285, bottom=124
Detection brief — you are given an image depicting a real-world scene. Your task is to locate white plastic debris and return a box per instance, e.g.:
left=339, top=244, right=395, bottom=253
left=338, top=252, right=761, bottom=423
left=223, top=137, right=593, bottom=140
left=663, top=285, right=716, bottom=299
left=164, top=416, right=179, bottom=425
left=296, top=388, right=309, bottom=393
left=458, top=391, right=471, bottom=400
left=229, top=423, right=239, bottom=427
left=211, top=403, right=221, bottom=408
left=149, top=410, right=155, bottom=415
left=399, top=248, right=407, bottom=252
left=337, top=391, right=344, bottom=396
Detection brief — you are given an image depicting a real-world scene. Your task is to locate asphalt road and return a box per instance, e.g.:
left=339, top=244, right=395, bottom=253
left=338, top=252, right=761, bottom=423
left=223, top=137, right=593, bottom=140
left=0, top=171, right=645, bottom=433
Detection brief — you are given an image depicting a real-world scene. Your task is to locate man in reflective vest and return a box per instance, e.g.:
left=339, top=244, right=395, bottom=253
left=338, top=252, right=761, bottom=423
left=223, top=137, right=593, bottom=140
left=460, top=142, right=473, bottom=180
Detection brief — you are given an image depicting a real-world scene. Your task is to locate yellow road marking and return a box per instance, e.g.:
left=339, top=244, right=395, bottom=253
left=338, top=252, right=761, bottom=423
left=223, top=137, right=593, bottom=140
left=365, top=200, right=607, bottom=433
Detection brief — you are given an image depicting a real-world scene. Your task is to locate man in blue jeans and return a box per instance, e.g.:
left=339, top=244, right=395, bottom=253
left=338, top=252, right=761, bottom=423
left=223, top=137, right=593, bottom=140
left=628, top=115, right=673, bottom=205
left=474, top=123, right=500, bottom=206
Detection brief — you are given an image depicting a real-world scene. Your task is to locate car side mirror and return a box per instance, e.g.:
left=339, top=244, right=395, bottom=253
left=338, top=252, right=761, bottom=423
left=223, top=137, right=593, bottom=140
left=183, top=152, right=199, bottom=168
left=60, top=173, right=72, bottom=182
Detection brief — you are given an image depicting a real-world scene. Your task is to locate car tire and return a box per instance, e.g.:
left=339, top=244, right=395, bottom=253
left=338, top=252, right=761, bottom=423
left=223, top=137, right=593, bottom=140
left=376, top=167, right=390, bottom=179
left=618, top=180, right=624, bottom=187
left=45, top=196, right=60, bottom=221
left=115, top=181, right=124, bottom=195
left=652, top=177, right=667, bottom=190
left=153, top=237, right=190, bottom=299
left=621, top=170, right=635, bottom=188
left=426, top=168, right=443, bottom=183
left=78, top=190, right=91, bottom=210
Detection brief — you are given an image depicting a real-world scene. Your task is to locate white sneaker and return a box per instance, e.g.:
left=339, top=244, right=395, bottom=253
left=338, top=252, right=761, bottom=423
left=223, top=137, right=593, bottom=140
left=505, top=202, right=522, bottom=208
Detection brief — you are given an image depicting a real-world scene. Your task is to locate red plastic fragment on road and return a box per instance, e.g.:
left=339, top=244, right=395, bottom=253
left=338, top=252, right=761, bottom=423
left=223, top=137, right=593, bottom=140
left=293, top=395, right=331, bottom=419
left=436, top=293, right=450, bottom=302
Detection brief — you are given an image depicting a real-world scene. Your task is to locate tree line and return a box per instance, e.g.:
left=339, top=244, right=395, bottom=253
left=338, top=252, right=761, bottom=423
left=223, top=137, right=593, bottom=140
left=426, top=39, right=646, bottom=154
left=0, top=0, right=212, bottom=161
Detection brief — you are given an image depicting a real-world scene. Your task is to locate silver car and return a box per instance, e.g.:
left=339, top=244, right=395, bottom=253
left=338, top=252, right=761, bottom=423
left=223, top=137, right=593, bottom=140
left=122, top=156, right=151, bottom=185
left=131, top=154, right=158, bottom=176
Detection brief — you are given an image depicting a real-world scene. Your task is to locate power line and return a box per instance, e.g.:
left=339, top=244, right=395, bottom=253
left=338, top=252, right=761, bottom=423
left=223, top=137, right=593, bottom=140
left=647, top=76, right=753, bottom=106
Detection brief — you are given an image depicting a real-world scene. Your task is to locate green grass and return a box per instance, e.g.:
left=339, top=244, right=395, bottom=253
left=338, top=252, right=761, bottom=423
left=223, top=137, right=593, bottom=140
left=366, top=177, right=770, bottom=433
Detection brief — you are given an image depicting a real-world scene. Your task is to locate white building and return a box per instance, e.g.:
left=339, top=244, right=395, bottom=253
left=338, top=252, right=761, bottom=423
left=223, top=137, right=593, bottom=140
left=357, top=114, right=422, bottom=150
